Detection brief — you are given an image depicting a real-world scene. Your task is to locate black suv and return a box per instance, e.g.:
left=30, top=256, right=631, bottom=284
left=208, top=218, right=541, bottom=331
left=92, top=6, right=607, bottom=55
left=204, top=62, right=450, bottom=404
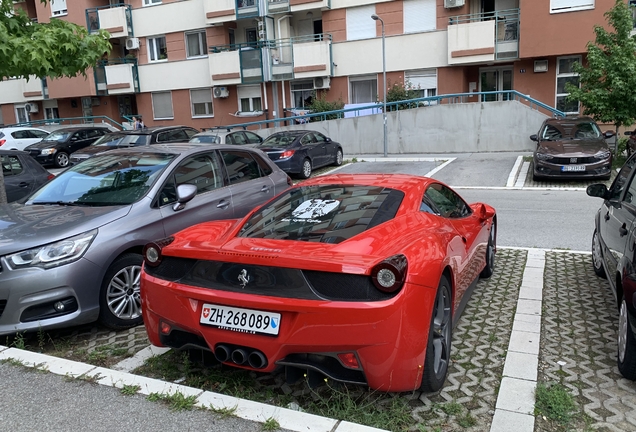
left=25, top=126, right=112, bottom=168
left=70, top=126, right=199, bottom=164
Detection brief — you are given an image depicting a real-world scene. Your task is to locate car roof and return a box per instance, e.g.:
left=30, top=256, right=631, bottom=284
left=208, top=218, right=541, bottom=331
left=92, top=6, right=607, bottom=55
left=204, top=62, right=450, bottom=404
left=0, top=126, right=49, bottom=132
left=300, top=173, right=433, bottom=192
left=269, top=130, right=311, bottom=136
left=48, top=126, right=112, bottom=132
left=109, top=126, right=195, bottom=135
left=97, top=143, right=262, bottom=156
left=544, top=116, right=596, bottom=125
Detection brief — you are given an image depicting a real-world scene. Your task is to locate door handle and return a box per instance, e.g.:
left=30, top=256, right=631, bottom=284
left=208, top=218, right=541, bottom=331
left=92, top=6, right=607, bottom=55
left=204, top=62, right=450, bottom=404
left=462, top=236, right=467, bottom=243
left=620, top=224, right=628, bottom=237
left=217, top=200, right=230, bottom=209
left=604, top=212, right=610, bottom=221
left=18, top=182, right=29, bottom=188
left=260, top=185, right=270, bottom=193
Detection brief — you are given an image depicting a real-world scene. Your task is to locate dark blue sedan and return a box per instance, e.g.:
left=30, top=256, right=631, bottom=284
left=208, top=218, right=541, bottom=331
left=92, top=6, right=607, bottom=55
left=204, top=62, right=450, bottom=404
left=257, top=130, right=343, bottom=178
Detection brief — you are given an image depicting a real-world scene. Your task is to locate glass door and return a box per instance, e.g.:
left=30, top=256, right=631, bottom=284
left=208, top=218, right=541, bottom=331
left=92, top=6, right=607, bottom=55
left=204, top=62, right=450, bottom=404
left=480, top=68, right=513, bottom=101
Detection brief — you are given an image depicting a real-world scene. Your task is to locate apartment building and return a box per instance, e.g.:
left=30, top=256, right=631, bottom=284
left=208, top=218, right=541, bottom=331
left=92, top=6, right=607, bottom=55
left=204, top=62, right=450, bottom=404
left=0, top=0, right=619, bottom=129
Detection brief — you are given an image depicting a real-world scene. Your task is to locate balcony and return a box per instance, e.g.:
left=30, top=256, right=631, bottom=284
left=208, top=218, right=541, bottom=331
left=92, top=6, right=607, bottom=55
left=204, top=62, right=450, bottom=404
left=210, top=43, right=264, bottom=86
left=86, top=4, right=133, bottom=39
left=290, top=0, right=330, bottom=12
left=447, top=9, right=519, bottom=65
left=94, top=59, right=139, bottom=96
left=237, top=0, right=259, bottom=20
left=204, top=0, right=235, bottom=25
left=268, top=0, right=289, bottom=14
left=0, top=76, right=45, bottom=105
left=270, top=34, right=332, bottom=81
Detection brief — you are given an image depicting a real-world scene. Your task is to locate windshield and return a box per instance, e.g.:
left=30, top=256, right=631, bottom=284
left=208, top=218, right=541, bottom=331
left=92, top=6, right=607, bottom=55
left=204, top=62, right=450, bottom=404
left=189, top=134, right=220, bottom=144
left=27, top=153, right=175, bottom=206
left=44, top=131, right=71, bottom=142
left=541, top=122, right=602, bottom=140
left=92, top=133, right=150, bottom=147
left=259, top=134, right=297, bottom=147
left=239, top=185, right=404, bottom=243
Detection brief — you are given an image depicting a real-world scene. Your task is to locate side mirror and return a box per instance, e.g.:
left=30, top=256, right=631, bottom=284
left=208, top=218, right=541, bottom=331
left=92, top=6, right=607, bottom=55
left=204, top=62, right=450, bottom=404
left=471, top=203, right=496, bottom=221
left=172, top=183, right=197, bottom=211
left=326, top=137, right=332, bottom=142
left=604, top=131, right=616, bottom=138
left=530, top=134, right=538, bottom=142
left=586, top=183, right=609, bottom=200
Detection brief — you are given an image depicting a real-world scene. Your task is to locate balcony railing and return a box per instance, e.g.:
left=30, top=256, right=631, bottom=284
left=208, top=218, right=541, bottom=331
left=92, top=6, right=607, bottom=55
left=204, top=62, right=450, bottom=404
left=86, top=4, right=133, bottom=38
left=268, top=0, right=289, bottom=14
left=237, top=0, right=259, bottom=19
left=448, top=8, right=519, bottom=61
left=94, top=58, right=139, bottom=96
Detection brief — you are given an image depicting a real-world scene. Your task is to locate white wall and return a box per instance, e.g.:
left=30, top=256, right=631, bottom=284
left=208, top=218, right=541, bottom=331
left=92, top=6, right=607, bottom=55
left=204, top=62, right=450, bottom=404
left=139, top=58, right=210, bottom=92
left=133, top=0, right=206, bottom=37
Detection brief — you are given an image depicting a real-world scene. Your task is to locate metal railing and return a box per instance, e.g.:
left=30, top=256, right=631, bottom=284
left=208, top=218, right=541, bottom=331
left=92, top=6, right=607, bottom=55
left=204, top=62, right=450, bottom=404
left=85, top=4, right=133, bottom=36
left=449, top=8, right=520, bottom=60
left=6, top=116, right=124, bottom=130
left=216, top=90, right=566, bottom=130
left=94, top=58, right=140, bottom=96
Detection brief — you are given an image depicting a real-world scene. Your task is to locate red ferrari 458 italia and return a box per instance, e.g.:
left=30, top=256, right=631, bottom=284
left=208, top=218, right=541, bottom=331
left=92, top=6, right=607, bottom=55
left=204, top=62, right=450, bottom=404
left=140, top=174, right=496, bottom=392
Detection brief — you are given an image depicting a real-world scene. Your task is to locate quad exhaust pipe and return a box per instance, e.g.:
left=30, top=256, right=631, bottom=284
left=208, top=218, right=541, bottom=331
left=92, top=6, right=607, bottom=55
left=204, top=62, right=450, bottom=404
left=214, top=344, right=267, bottom=369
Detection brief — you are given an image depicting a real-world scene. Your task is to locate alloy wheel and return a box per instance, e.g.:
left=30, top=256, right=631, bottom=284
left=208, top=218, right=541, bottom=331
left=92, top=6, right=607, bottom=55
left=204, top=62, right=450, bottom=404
left=619, top=300, right=628, bottom=363
left=432, top=284, right=451, bottom=376
left=106, top=264, right=142, bottom=320
left=302, top=160, right=312, bottom=178
left=56, top=152, right=69, bottom=167
left=592, top=232, right=603, bottom=270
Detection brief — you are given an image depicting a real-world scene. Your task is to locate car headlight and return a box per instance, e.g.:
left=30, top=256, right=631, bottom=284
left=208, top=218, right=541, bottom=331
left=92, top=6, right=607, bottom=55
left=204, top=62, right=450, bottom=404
left=40, top=148, right=57, bottom=156
left=5, top=229, right=97, bottom=270
left=594, top=150, right=611, bottom=160
left=536, top=152, right=553, bottom=161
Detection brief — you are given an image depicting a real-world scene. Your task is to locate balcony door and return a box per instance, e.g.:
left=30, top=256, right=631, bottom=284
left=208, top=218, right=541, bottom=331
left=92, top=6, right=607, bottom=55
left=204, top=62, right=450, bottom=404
left=479, top=67, right=512, bottom=102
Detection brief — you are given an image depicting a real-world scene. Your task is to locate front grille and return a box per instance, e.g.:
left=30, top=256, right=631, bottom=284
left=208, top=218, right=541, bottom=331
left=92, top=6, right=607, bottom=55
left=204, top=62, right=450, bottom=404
left=551, top=156, right=597, bottom=165
left=146, top=257, right=394, bottom=301
left=0, top=300, right=6, bottom=318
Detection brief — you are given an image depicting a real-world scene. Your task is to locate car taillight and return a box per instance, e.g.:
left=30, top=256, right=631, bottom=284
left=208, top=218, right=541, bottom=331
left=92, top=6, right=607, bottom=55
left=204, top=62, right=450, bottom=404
left=371, top=254, right=408, bottom=293
left=0, top=139, right=5, bottom=146
left=280, top=150, right=295, bottom=159
left=46, top=174, right=55, bottom=181
left=143, top=236, right=175, bottom=267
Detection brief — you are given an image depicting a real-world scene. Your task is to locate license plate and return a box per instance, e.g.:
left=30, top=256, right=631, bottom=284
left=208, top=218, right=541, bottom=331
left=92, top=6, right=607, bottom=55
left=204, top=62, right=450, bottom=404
left=561, top=165, right=585, bottom=172
left=200, top=303, right=281, bottom=336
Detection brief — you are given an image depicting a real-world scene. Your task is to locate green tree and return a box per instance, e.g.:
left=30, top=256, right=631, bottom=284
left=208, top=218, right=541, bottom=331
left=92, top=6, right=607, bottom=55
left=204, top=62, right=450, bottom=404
left=566, top=0, right=636, bottom=138
left=0, top=0, right=111, bottom=203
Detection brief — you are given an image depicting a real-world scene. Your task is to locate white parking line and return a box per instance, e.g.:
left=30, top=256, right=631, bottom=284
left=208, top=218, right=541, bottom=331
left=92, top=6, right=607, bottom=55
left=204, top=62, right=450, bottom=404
left=506, top=156, right=524, bottom=188
left=514, top=162, right=530, bottom=188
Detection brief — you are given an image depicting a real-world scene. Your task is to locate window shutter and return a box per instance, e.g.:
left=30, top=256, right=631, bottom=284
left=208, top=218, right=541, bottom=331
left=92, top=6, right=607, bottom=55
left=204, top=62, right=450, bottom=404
left=237, top=85, right=261, bottom=99
left=346, top=5, right=376, bottom=41
left=152, top=92, right=174, bottom=119
left=50, top=0, right=67, bottom=15
left=191, top=89, right=212, bottom=104
left=404, top=0, right=436, bottom=33
left=406, top=69, right=437, bottom=90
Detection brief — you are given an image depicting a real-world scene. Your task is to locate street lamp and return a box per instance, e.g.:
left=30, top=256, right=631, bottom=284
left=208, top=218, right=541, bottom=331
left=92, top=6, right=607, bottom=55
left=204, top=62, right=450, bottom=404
left=371, top=13, right=388, bottom=157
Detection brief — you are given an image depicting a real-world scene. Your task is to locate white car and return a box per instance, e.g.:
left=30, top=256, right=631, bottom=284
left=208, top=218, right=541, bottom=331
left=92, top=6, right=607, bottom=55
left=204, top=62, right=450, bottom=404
left=0, top=127, right=50, bottom=151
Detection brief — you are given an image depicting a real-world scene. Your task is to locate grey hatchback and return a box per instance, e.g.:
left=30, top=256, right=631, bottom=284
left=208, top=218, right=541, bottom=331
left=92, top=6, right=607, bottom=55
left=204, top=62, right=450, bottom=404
left=0, top=144, right=291, bottom=335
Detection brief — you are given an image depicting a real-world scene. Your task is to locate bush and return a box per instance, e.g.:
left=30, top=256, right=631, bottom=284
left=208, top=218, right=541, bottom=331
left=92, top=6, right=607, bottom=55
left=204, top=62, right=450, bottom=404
left=308, top=93, right=345, bottom=122
left=384, top=80, right=423, bottom=111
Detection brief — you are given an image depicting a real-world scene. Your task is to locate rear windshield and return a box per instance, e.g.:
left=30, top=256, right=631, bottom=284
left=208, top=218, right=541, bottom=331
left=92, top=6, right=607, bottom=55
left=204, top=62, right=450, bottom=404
left=239, top=185, right=404, bottom=243
left=93, top=133, right=150, bottom=147
left=259, top=133, right=297, bottom=147
left=190, top=134, right=219, bottom=144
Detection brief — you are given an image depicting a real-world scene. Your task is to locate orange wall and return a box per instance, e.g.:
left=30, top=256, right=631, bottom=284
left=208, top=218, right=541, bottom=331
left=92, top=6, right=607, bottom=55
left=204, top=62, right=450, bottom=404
left=376, top=1, right=404, bottom=36
left=437, top=1, right=470, bottom=30
left=519, top=0, right=614, bottom=58
left=323, top=9, right=346, bottom=43
left=47, top=73, right=96, bottom=99
left=1, top=105, right=16, bottom=125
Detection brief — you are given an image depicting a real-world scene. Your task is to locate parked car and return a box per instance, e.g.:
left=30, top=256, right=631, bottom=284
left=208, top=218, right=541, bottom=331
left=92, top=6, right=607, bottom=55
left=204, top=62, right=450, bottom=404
left=587, top=154, right=636, bottom=382
left=257, top=130, right=344, bottom=179
left=24, top=126, right=112, bottom=168
left=0, top=144, right=291, bottom=336
left=140, top=174, right=497, bottom=392
left=531, top=117, right=615, bottom=181
left=71, top=126, right=200, bottom=164
left=189, top=129, right=263, bottom=146
left=0, top=127, right=50, bottom=151
left=1, top=149, right=54, bottom=202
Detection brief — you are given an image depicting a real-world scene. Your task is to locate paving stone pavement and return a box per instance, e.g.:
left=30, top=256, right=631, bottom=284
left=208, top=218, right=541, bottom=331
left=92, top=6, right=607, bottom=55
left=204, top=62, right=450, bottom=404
left=523, top=161, right=615, bottom=189
left=539, top=252, right=636, bottom=432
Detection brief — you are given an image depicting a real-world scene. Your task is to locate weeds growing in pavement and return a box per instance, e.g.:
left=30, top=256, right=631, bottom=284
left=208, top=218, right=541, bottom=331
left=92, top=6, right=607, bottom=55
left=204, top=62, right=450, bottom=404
left=10, top=332, right=27, bottom=350
left=147, top=391, right=197, bottom=411
left=1, top=357, right=26, bottom=367
left=441, top=401, right=462, bottom=416
left=262, top=417, right=280, bottom=431
left=120, top=384, right=141, bottom=396
left=37, top=327, right=48, bottom=352
left=534, top=382, right=577, bottom=425
left=208, top=405, right=237, bottom=418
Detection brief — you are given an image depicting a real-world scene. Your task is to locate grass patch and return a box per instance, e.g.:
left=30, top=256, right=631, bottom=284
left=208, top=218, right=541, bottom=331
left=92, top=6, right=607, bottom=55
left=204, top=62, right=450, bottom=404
left=457, top=412, right=477, bottom=428
left=120, top=384, right=141, bottom=396
left=441, top=401, right=462, bottom=416
left=262, top=417, right=280, bottom=431
left=209, top=405, right=237, bottom=418
left=534, top=382, right=577, bottom=425
left=147, top=391, right=197, bottom=411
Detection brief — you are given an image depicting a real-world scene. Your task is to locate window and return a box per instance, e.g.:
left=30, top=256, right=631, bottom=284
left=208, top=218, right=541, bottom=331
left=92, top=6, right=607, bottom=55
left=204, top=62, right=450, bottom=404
left=159, top=153, right=223, bottom=205
left=186, top=31, right=208, bottom=58
left=349, top=75, right=377, bottom=104
left=556, top=56, right=580, bottom=114
left=143, top=0, right=161, bottom=6
left=152, top=91, right=174, bottom=119
left=550, top=0, right=594, bottom=13
left=346, top=5, right=375, bottom=41
left=244, top=131, right=262, bottom=144
left=423, top=184, right=471, bottom=218
left=50, top=0, right=67, bottom=16
left=148, top=36, right=167, bottom=62
left=221, top=151, right=262, bottom=185
left=237, top=85, right=262, bottom=112
left=45, top=107, right=59, bottom=121
left=1, top=155, right=23, bottom=177
left=291, top=81, right=314, bottom=109
left=190, top=89, right=213, bottom=117
left=403, top=0, right=436, bottom=33
left=405, top=69, right=437, bottom=101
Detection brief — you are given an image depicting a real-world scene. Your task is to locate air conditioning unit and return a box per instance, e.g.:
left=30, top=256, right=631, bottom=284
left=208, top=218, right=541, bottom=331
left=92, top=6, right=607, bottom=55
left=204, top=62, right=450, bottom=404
left=213, top=86, right=229, bottom=98
left=444, top=0, right=465, bottom=8
left=24, top=102, right=39, bottom=113
left=313, top=76, right=330, bottom=90
left=125, top=37, right=140, bottom=50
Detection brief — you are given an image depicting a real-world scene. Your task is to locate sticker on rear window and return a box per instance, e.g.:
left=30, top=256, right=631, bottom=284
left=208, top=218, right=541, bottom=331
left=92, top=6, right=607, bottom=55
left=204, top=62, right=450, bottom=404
left=283, top=199, right=340, bottom=223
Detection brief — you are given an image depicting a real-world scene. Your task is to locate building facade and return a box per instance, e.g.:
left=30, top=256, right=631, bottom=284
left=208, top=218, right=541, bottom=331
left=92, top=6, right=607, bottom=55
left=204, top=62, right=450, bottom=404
left=0, top=0, right=620, bottom=129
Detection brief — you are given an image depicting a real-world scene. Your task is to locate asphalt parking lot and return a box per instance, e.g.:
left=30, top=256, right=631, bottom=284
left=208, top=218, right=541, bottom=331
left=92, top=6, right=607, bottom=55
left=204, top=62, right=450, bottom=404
left=3, top=153, right=635, bottom=432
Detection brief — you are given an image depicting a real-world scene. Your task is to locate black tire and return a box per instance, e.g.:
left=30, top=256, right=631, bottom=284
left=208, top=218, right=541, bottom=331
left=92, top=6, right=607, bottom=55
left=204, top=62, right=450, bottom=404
left=618, top=297, right=636, bottom=380
left=420, top=275, right=452, bottom=392
left=98, top=253, right=144, bottom=330
left=299, top=158, right=312, bottom=179
left=54, top=151, right=69, bottom=168
left=592, top=229, right=606, bottom=278
left=480, top=219, right=496, bottom=278
left=334, top=149, right=343, bottom=166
